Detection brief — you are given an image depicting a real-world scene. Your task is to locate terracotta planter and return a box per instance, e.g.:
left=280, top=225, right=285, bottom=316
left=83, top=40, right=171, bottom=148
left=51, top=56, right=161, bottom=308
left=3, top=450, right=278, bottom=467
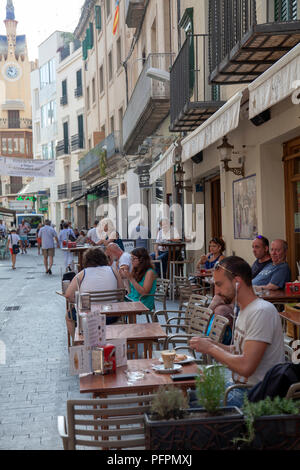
left=144, top=407, right=244, bottom=450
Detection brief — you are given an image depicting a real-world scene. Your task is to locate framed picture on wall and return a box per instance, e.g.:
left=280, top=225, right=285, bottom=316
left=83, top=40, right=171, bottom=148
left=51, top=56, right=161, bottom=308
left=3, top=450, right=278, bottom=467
left=233, top=174, right=258, bottom=240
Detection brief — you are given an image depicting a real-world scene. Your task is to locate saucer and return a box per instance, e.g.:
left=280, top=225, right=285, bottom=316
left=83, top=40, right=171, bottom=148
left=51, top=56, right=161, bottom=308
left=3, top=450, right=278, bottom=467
left=152, top=364, right=182, bottom=374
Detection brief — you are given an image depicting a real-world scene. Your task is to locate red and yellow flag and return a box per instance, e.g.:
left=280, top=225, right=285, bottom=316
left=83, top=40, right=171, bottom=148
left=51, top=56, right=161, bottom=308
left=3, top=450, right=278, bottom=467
left=113, top=0, right=120, bottom=35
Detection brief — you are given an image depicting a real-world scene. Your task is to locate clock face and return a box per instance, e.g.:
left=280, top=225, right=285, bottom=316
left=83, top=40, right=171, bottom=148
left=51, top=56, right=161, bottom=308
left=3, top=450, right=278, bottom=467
left=2, top=63, right=21, bottom=81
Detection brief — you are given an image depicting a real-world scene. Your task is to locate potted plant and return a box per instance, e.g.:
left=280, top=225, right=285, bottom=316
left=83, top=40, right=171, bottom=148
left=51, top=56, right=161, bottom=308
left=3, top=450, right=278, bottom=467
left=144, top=366, right=244, bottom=450
left=233, top=395, right=300, bottom=450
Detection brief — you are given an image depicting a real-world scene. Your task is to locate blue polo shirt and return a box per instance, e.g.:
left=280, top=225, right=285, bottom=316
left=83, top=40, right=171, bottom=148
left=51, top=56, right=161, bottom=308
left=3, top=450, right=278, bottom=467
left=252, top=262, right=291, bottom=289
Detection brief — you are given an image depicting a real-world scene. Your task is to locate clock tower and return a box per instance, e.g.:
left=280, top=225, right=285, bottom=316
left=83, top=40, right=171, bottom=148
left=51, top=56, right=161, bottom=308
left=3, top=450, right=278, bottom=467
left=0, top=1, right=35, bottom=205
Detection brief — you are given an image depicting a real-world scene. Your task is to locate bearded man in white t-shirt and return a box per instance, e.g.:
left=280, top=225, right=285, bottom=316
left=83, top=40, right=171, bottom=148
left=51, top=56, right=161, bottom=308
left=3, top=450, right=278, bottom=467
left=190, top=256, right=284, bottom=407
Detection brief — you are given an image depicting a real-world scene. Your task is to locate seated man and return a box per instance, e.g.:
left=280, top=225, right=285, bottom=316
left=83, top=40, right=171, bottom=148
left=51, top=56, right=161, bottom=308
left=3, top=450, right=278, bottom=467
left=150, top=218, right=181, bottom=278
left=87, top=220, right=100, bottom=245
left=190, top=256, right=284, bottom=408
left=252, top=239, right=291, bottom=290
left=251, top=235, right=272, bottom=279
left=106, top=243, right=132, bottom=290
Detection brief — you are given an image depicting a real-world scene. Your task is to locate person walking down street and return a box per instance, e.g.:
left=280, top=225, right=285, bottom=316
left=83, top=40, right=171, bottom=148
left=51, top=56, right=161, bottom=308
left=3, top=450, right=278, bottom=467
left=39, top=220, right=59, bottom=275
left=58, top=222, right=75, bottom=272
left=0, top=219, right=7, bottom=239
left=36, top=223, right=43, bottom=256
left=7, top=229, right=21, bottom=270
left=18, top=219, right=31, bottom=254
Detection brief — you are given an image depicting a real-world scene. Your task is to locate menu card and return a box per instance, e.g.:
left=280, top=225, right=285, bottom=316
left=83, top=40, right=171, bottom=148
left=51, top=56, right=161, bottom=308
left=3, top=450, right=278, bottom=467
left=108, top=338, right=127, bottom=367
left=69, top=346, right=92, bottom=376
left=82, top=311, right=106, bottom=348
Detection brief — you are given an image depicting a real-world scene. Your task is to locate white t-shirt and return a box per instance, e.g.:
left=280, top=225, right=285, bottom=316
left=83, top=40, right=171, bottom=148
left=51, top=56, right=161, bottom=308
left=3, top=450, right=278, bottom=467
left=80, top=266, right=118, bottom=293
left=232, top=298, right=284, bottom=387
left=8, top=233, right=20, bottom=248
left=118, top=252, right=132, bottom=271
left=87, top=227, right=100, bottom=244
left=156, top=227, right=181, bottom=252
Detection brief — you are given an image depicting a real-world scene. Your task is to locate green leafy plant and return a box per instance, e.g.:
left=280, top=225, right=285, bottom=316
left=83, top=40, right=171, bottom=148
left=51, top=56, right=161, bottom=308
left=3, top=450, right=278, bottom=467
left=196, top=366, right=226, bottom=415
left=150, top=386, right=188, bottom=421
left=233, top=395, right=300, bottom=445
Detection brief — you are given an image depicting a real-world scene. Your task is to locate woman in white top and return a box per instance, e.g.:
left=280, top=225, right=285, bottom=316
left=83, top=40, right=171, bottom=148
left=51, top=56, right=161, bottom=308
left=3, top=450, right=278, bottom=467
left=66, top=247, right=124, bottom=326
left=6, top=229, right=21, bottom=270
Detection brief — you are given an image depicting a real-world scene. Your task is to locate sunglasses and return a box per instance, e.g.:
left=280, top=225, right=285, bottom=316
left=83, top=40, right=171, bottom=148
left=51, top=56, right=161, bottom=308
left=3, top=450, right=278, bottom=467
left=214, top=261, right=236, bottom=277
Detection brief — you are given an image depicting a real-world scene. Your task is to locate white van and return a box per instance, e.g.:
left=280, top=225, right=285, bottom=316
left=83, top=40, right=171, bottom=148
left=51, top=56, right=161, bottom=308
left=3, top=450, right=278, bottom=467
left=16, top=213, right=44, bottom=246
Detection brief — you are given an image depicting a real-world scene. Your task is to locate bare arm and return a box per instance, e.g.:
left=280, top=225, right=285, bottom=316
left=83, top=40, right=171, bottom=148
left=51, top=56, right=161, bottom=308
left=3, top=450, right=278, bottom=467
left=189, top=337, right=268, bottom=379
left=65, top=271, right=84, bottom=303
left=128, top=270, right=156, bottom=297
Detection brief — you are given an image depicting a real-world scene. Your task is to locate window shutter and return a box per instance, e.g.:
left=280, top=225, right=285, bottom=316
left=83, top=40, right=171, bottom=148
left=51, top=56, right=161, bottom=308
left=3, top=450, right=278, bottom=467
left=82, top=37, right=88, bottom=61
left=95, top=5, right=102, bottom=30
left=274, top=0, right=298, bottom=21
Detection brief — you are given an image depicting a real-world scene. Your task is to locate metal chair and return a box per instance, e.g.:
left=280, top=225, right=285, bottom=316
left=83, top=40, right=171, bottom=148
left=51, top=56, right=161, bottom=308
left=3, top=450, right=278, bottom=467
left=78, top=289, right=127, bottom=311
left=58, top=395, right=154, bottom=450
left=152, top=259, right=164, bottom=279
left=154, top=292, right=209, bottom=328
left=140, top=278, right=170, bottom=322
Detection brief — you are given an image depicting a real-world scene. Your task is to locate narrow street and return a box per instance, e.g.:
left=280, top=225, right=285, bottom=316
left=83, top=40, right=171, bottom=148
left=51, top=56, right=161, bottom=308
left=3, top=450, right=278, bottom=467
left=0, top=248, right=82, bottom=450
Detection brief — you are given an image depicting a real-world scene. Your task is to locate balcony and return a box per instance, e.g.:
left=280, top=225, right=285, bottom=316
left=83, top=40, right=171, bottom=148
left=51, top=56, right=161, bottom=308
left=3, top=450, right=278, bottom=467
left=71, top=134, right=85, bottom=152
left=74, top=86, right=83, bottom=98
left=170, top=34, right=225, bottom=132
left=122, top=53, right=174, bottom=154
left=125, top=0, right=146, bottom=28
left=0, top=118, right=32, bottom=129
left=71, top=180, right=86, bottom=198
left=60, top=95, right=68, bottom=106
left=79, top=132, right=121, bottom=180
left=209, top=0, right=300, bottom=85
left=57, top=183, right=70, bottom=200
left=56, top=139, right=70, bottom=157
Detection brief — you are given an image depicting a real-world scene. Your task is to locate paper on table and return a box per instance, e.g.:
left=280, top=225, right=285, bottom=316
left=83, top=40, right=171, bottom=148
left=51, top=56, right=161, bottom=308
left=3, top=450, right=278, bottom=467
left=69, top=346, right=92, bottom=376
left=107, top=338, right=127, bottom=368
left=82, top=311, right=106, bottom=348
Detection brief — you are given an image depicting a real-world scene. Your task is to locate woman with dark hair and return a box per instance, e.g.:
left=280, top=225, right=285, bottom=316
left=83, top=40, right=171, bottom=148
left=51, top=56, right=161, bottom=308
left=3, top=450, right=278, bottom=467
left=65, top=247, right=124, bottom=327
left=196, top=237, right=226, bottom=273
left=122, top=247, right=157, bottom=310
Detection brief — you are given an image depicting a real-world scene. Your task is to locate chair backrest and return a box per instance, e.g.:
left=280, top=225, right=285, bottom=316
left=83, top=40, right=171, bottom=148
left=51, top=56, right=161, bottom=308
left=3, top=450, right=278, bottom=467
left=286, top=382, right=300, bottom=400
left=155, top=278, right=170, bottom=295
left=186, top=293, right=209, bottom=314
left=187, top=306, right=213, bottom=336
left=284, top=344, right=294, bottom=362
left=208, top=315, right=230, bottom=343
left=79, top=289, right=126, bottom=310
left=64, top=395, right=154, bottom=450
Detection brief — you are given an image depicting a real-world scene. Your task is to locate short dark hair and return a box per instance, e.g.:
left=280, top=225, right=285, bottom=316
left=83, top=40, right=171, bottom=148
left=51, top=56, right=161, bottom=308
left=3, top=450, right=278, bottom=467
left=255, top=235, right=269, bottom=248
left=218, top=256, right=252, bottom=287
left=83, top=247, right=109, bottom=268
left=210, top=237, right=226, bottom=253
left=63, top=222, right=69, bottom=229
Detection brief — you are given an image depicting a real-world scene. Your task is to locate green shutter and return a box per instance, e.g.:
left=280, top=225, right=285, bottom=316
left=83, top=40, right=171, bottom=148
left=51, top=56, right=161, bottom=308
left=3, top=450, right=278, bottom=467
left=95, top=5, right=102, bottom=30
left=86, top=23, right=94, bottom=50
left=82, top=37, right=88, bottom=60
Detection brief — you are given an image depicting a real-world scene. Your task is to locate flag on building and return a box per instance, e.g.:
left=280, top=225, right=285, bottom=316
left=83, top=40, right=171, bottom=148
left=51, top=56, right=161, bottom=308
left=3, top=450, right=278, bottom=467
left=112, top=0, right=120, bottom=35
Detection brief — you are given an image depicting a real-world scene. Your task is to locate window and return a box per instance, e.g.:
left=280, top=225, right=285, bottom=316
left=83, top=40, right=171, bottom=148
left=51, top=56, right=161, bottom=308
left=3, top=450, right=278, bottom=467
left=8, top=110, right=20, bottom=129
left=108, top=50, right=113, bottom=82
left=41, top=104, right=47, bottom=128
left=92, top=77, right=96, bottom=103
left=274, top=0, right=298, bottom=21
left=76, top=69, right=82, bottom=88
left=40, top=58, right=56, bottom=89
left=63, top=122, right=69, bottom=154
left=61, top=79, right=68, bottom=105
left=95, top=5, right=102, bottom=30
left=87, top=86, right=90, bottom=110
left=34, top=89, right=39, bottom=111
left=106, top=0, right=111, bottom=18
left=110, top=115, right=115, bottom=133
left=116, top=37, right=122, bottom=70
left=99, top=65, right=104, bottom=93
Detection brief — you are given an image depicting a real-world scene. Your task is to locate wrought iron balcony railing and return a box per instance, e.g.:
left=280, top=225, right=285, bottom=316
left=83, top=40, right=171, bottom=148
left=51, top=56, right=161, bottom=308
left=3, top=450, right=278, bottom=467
left=79, top=132, right=121, bottom=179
left=170, top=34, right=224, bottom=132
left=60, top=95, right=68, bottom=106
left=71, top=134, right=85, bottom=152
left=0, top=118, right=32, bottom=129
left=74, top=86, right=83, bottom=98
left=209, top=0, right=300, bottom=84
left=56, top=139, right=70, bottom=157
left=57, top=183, right=70, bottom=200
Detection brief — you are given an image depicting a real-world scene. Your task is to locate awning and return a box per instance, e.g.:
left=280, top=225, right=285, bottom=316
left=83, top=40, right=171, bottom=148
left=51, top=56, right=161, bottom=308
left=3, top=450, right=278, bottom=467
left=249, top=43, right=300, bottom=119
left=149, top=143, right=176, bottom=184
left=181, top=90, right=244, bottom=163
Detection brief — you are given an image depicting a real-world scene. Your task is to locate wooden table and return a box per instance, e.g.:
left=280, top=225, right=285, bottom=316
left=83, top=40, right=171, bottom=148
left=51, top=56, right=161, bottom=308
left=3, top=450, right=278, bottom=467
left=74, top=323, right=167, bottom=358
left=260, top=290, right=300, bottom=304
left=159, top=242, right=186, bottom=278
left=62, top=245, right=90, bottom=271
left=80, top=358, right=199, bottom=398
left=84, top=301, right=150, bottom=324
left=279, top=310, right=300, bottom=340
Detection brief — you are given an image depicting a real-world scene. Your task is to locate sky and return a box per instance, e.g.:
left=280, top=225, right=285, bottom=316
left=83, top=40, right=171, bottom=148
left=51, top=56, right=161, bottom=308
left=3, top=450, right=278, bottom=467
left=0, top=0, right=85, bottom=60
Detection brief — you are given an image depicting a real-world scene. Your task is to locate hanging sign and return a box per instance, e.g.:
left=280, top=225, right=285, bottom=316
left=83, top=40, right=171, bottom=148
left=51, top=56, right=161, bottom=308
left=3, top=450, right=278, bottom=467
left=0, top=157, right=55, bottom=178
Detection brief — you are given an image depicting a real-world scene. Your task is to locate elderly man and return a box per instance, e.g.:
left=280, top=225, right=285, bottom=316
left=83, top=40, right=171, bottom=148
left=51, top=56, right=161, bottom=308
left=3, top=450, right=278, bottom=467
left=251, top=235, right=272, bottom=279
left=190, top=256, right=284, bottom=407
left=106, top=242, right=132, bottom=273
left=252, top=239, right=291, bottom=290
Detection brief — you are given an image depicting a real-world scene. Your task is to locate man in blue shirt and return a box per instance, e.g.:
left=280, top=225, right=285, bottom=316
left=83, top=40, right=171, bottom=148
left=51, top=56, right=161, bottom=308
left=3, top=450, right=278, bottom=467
left=252, top=239, right=291, bottom=290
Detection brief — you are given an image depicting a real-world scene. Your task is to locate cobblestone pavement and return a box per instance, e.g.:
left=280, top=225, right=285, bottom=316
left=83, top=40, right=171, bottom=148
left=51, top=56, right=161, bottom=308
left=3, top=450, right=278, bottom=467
left=0, top=247, right=177, bottom=450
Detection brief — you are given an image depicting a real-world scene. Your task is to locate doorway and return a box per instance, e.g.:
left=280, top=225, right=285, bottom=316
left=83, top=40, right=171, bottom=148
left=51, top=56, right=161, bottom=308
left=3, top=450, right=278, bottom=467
left=284, top=136, right=300, bottom=280
left=210, top=176, right=222, bottom=238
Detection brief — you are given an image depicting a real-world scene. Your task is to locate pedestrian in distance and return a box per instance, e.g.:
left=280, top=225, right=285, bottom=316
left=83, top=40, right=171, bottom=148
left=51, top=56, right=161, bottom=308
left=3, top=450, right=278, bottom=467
left=6, top=229, right=21, bottom=270
left=36, top=223, right=43, bottom=256
left=18, top=219, right=31, bottom=254
left=39, top=219, right=59, bottom=275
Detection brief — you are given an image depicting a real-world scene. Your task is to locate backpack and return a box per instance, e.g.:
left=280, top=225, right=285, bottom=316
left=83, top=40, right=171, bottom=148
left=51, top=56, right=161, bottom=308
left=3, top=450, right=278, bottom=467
left=247, top=362, right=300, bottom=403
left=68, top=229, right=76, bottom=242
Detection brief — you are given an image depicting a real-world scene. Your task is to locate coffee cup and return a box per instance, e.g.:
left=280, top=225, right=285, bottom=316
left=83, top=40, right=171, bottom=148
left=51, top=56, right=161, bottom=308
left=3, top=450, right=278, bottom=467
left=161, top=350, right=176, bottom=369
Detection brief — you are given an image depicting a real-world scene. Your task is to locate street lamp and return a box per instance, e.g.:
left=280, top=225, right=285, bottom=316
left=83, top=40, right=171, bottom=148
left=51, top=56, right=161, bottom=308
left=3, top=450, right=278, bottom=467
left=217, top=136, right=245, bottom=177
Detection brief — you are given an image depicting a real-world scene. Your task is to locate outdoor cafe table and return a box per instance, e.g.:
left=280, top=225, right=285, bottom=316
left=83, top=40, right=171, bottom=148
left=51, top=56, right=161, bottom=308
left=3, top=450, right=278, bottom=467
left=61, top=245, right=90, bottom=272
left=74, top=323, right=167, bottom=358
left=87, top=301, right=150, bottom=324
left=80, top=358, right=199, bottom=398
left=260, top=290, right=300, bottom=304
